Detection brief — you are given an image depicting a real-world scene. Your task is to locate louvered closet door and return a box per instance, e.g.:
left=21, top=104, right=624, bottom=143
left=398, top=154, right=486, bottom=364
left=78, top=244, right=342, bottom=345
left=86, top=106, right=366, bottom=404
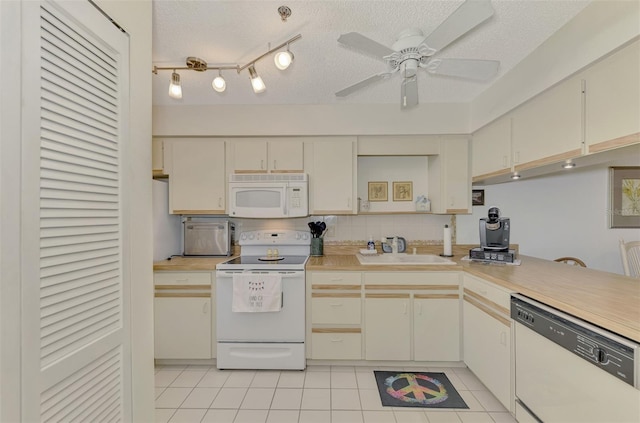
left=21, top=1, right=131, bottom=421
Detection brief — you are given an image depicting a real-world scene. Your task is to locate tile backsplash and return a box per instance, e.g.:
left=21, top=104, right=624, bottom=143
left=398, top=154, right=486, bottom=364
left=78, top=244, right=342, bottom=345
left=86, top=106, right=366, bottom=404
left=214, top=213, right=454, bottom=245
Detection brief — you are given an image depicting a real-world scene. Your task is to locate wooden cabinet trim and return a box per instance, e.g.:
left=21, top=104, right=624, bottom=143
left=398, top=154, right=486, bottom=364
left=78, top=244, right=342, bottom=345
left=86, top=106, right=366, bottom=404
left=172, top=209, right=225, bottom=215
left=514, top=148, right=582, bottom=172
left=312, top=284, right=361, bottom=290
left=473, top=168, right=512, bottom=183
left=463, top=288, right=509, bottom=316
left=365, top=284, right=458, bottom=291
left=464, top=295, right=510, bottom=327
left=365, top=293, right=410, bottom=299
left=414, top=293, right=460, bottom=300
left=155, top=292, right=211, bottom=298
left=312, top=328, right=361, bottom=333
left=312, top=292, right=361, bottom=298
left=588, top=132, right=639, bottom=153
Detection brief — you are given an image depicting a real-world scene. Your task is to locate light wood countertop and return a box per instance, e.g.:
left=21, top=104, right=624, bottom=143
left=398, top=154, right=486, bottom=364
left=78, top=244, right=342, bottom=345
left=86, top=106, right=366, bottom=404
left=155, top=251, right=640, bottom=342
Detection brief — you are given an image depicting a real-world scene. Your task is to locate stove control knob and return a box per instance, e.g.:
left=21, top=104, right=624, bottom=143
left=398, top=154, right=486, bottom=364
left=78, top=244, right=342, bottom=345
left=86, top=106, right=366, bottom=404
left=295, top=233, right=301, bottom=240
left=249, top=234, right=255, bottom=240
left=302, top=233, right=308, bottom=240
left=240, top=233, right=247, bottom=240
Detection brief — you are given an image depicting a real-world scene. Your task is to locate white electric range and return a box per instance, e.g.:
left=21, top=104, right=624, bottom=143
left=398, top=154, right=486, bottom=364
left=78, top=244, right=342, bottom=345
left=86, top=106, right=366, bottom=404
left=215, top=229, right=310, bottom=370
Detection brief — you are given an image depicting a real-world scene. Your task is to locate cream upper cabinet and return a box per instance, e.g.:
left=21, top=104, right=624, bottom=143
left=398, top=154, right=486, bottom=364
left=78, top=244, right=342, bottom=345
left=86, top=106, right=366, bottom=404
left=307, top=137, right=357, bottom=214
left=582, top=40, right=640, bottom=153
left=152, top=138, right=165, bottom=177
left=166, top=139, right=226, bottom=215
left=472, top=116, right=512, bottom=180
left=231, top=138, right=304, bottom=173
left=429, top=136, right=471, bottom=214
left=511, top=77, right=583, bottom=171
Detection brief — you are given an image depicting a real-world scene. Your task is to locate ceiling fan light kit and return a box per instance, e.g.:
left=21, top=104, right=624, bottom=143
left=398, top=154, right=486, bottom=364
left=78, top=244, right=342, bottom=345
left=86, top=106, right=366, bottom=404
left=153, top=33, right=301, bottom=99
left=335, top=0, right=500, bottom=109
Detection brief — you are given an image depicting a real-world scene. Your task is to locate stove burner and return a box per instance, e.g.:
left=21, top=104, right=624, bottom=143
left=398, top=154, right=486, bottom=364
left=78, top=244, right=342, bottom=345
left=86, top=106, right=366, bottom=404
left=258, top=256, right=285, bottom=262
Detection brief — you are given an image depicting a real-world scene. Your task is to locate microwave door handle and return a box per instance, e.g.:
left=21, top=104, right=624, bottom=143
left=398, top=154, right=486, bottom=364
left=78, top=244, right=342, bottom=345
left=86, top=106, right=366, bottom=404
left=283, top=190, right=287, bottom=215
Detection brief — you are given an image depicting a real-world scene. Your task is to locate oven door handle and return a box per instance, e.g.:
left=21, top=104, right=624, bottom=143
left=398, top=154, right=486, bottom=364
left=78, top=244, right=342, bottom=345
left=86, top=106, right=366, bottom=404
left=216, top=271, right=305, bottom=278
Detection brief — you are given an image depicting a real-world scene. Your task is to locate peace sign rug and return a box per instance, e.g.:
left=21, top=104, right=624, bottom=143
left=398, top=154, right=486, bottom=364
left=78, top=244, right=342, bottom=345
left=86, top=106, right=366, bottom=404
left=374, top=371, right=468, bottom=409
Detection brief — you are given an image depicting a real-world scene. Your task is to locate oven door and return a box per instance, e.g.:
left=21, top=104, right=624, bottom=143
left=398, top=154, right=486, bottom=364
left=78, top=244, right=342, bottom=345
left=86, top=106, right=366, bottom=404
left=216, top=270, right=305, bottom=342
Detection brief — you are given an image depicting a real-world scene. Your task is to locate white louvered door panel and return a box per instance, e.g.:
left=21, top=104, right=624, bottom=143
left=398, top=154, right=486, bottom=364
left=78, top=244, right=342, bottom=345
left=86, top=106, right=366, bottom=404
left=21, top=1, right=131, bottom=421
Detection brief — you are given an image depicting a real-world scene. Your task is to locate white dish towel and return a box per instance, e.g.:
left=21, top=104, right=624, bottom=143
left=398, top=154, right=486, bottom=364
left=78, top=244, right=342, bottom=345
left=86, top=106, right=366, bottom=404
left=232, top=273, right=282, bottom=312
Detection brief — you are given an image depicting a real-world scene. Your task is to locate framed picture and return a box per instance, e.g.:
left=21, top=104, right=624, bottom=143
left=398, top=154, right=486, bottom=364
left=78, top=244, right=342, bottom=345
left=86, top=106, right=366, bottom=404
left=393, top=181, right=413, bottom=201
left=610, top=166, right=640, bottom=228
left=472, top=189, right=485, bottom=206
left=368, top=181, right=388, bottom=202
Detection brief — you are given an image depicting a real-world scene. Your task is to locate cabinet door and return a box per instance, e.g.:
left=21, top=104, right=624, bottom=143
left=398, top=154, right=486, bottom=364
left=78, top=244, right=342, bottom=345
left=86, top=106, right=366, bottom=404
left=472, top=117, right=512, bottom=179
left=365, top=296, right=411, bottom=360
left=232, top=139, right=268, bottom=172
left=154, top=297, right=212, bottom=359
left=309, top=138, right=356, bottom=214
left=169, top=139, right=226, bottom=214
left=152, top=138, right=165, bottom=177
left=442, top=137, right=470, bottom=214
left=584, top=40, right=640, bottom=152
left=414, top=296, right=460, bottom=361
left=269, top=139, right=304, bottom=172
left=512, top=77, right=583, bottom=170
left=463, top=299, right=511, bottom=410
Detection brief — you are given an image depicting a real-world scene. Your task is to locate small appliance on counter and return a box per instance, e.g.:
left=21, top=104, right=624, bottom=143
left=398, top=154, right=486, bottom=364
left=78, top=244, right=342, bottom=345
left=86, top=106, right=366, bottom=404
left=469, top=207, right=516, bottom=263
left=183, top=219, right=234, bottom=256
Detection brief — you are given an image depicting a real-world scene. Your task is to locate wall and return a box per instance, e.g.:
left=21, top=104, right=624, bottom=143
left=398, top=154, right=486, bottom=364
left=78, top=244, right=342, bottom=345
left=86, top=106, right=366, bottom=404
left=457, top=156, right=640, bottom=275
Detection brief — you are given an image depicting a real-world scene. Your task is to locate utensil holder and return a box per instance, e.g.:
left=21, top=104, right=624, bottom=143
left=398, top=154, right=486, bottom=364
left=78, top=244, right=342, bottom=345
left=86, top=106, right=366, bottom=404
left=310, top=237, right=323, bottom=256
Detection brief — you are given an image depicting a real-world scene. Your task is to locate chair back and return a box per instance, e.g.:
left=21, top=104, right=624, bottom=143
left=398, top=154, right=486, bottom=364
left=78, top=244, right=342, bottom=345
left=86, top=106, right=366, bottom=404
left=553, top=257, right=586, bottom=267
left=619, top=239, right=640, bottom=278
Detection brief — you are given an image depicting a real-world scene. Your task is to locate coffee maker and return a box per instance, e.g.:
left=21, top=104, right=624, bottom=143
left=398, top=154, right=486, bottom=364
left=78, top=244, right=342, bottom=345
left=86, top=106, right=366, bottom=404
left=469, top=207, right=516, bottom=262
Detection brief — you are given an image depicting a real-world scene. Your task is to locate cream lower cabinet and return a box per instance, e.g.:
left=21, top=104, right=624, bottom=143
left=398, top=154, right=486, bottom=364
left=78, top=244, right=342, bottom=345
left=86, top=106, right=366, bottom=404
left=462, top=274, right=514, bottom=411
left=364, top=272, right=461, bottom=361
left=307, top=271, right=362, bottom=360
left=154, top=271, right=214, bottom=359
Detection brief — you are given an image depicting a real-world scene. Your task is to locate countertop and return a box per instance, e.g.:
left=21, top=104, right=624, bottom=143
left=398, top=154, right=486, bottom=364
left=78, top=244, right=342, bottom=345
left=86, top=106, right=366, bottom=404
left=154, top=252, right=640, bottom=343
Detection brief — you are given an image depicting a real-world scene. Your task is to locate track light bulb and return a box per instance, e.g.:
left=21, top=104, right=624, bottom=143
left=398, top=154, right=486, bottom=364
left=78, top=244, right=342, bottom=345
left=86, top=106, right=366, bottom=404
left=274, top=50, right=294, bottom=70
left=212, top=72, right=226, bottom=93
left=168, top=71, right=182, bottom=99
left=248, top=65, right=266, bottom=94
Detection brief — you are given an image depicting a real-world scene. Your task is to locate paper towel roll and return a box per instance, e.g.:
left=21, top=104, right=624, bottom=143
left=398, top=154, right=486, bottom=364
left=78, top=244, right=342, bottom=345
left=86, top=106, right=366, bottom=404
left=443, top=225, right=452, bottom=256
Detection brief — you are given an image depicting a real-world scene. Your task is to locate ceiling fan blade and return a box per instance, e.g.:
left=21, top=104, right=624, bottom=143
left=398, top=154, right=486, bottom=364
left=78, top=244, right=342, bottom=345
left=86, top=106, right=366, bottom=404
left=338, top=32, right=396, bottom=59
left=401, top=76, right=418, bottom=109
left=427, top=58, right=499, bottom=81
left=336, top=73, right=390, bottom=97
left=422, top=0, right=494, bottom=52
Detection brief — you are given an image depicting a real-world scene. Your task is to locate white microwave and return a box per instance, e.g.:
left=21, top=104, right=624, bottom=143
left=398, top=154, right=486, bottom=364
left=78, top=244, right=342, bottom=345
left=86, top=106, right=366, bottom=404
left=228, top=173, right=308, bottom=218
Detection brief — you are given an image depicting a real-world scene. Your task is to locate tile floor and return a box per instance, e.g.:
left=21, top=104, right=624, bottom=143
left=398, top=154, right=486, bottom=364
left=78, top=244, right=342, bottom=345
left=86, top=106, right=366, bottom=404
left=155, top=365, right=517, bottom=423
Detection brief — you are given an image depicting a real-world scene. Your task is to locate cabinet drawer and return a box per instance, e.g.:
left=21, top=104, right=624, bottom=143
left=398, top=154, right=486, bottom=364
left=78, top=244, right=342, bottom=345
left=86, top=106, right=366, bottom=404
left=310, top=272, right=361, bottom=287
left=154, top=272, right=212, bottom=287
left=311, top=296, right=361, bottom=324
left=463, top=274, right=511, bottom=311
left=311, top=331, right=361, bottom=360
left=364, top=271, right=459, bottom=287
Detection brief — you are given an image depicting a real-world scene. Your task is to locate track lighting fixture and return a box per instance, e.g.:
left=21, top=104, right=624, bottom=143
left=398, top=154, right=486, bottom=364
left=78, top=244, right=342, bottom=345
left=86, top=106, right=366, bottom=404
left=212, top=70, right=226, bottom=93
left=248, top=65, right=266, bottom=93
left=511, top=172, right=521, bottom=180
left=168, top=70, right=182, bottom=99
left=152, top=34, right=301, bottom=98
left=274, top=45, right=294, bottom=70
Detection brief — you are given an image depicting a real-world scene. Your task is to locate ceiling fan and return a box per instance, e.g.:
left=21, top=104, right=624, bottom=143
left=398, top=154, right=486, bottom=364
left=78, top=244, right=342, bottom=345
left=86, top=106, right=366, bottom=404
left=335, top=0, right=500, bottom=109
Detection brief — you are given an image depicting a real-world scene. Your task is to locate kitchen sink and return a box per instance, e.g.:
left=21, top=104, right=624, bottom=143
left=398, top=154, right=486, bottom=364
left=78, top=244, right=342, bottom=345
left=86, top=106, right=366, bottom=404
left=356, top=253, right=456, bottom=265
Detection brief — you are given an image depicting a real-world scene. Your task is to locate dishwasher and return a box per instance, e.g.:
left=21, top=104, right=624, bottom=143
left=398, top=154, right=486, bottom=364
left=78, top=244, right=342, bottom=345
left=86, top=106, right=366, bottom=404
left=511, top=294, right=640, bottom=422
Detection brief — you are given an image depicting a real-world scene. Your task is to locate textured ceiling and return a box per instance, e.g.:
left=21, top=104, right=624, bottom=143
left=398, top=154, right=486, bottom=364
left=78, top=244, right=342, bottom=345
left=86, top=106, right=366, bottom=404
left=152, top=0, right=591, bottom=107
